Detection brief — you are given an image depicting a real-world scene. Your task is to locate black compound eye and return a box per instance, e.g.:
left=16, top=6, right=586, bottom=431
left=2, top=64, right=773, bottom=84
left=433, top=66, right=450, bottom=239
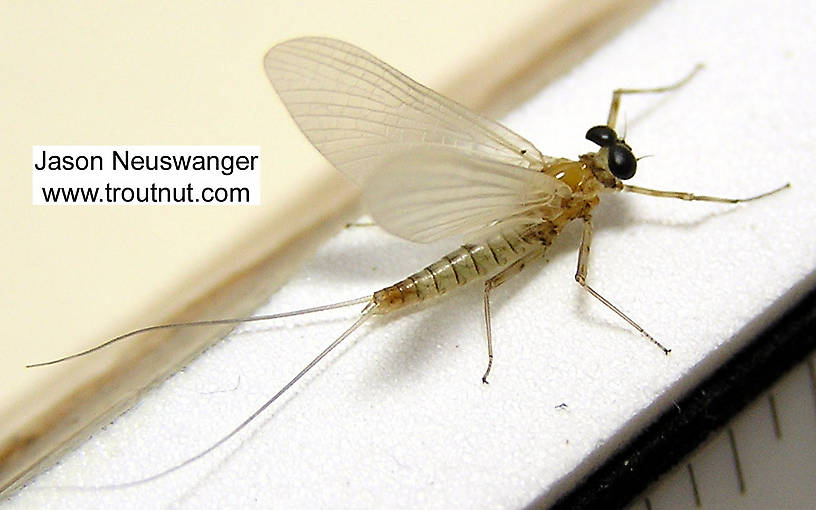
left=608, top=143, right=637, bottom=180
left=585, top=125, right=617, bottom=147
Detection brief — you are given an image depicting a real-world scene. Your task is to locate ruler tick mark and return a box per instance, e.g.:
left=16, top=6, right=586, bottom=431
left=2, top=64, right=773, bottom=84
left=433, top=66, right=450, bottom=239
left=768, top=393, right=782, bottom=439
left=687, top=463, right=702, bottom=507
left=727, top=428, right=746, bottom=494
left=808, top=356, right=816, bottom=421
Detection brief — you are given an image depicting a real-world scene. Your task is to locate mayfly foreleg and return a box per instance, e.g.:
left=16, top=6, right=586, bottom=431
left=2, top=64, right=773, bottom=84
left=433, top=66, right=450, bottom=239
left=574, top=216, right=670, bottom=354
left=606, top=64, right=705, bottom=130
left=622, top=183, right=790, bottom=203
left=481, top=248, right=545, bottom=383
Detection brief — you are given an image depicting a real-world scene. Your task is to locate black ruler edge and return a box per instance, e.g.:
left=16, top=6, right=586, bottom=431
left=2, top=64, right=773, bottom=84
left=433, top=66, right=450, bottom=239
left=537, top=274, right=816, bottom=510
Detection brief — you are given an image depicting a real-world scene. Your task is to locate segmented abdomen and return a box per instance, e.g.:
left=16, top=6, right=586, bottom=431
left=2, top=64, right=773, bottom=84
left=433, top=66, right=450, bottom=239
left=372, top=224, right=547, bottom=313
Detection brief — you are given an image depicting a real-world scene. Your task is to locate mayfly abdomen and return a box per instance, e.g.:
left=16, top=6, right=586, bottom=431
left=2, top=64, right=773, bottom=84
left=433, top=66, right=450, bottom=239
left=372, top=226, right=541, bottom=313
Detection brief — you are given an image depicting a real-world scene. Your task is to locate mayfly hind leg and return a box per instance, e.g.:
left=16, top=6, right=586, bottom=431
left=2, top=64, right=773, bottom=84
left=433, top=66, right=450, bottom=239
left=607, top=64, right=705, bottom=130
left=574, top=216, right=671, bottom=354
left=481, top=248, right=546, bottom=383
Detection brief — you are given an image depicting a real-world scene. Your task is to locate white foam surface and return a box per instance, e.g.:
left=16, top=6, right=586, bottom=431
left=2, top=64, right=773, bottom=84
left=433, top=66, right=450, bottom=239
left=6, top=0, right=816, bottom=508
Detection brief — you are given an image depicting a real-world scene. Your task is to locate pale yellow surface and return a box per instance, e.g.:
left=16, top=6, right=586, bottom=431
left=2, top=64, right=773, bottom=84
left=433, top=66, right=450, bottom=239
left=0, top=0, right=643, bottom=493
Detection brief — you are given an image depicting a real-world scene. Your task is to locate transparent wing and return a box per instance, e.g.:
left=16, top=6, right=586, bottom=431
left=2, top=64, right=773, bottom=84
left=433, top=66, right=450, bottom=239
left=363, top=148, right=571, bottom=243
left=264, top=37, right=551, bottom=186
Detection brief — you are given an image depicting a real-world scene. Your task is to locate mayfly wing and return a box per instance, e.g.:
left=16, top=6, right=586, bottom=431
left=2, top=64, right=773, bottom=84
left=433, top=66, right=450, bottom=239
left=264, top=37, right=548, bottom=182
left=363, top=147, right=571, bottom=242
left=264, top=37, right=567, bottom=242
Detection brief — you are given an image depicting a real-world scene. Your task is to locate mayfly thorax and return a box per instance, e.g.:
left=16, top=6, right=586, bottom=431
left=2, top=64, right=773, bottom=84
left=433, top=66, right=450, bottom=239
left=27, top=37, right=789, bottom=485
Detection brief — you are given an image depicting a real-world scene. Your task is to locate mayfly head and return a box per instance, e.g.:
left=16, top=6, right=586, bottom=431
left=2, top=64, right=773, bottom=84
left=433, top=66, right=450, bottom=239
left=583, top=125, right=637, bottom=187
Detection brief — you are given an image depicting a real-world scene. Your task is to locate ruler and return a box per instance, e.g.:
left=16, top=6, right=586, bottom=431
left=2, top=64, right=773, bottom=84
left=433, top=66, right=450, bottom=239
left=551, top=285, right=816, bottom=510
left=631, top=357, right=816, bottom=509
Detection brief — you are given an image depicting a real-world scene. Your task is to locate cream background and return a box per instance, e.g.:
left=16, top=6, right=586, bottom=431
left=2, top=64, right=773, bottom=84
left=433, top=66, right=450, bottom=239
left=1, top=0, right=636, bottom=497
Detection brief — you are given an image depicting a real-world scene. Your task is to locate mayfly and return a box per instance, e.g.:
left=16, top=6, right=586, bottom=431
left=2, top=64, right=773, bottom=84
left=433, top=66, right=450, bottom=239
left=29, top=37, right=788, bottom=484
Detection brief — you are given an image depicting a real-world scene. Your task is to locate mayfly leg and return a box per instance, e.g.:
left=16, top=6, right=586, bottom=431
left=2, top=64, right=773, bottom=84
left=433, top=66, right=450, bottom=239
left=481, top=248, right=545, bottom=383
left=622, top=183, right=791, bottom=203
left=574, top=216, right=670, bottom=354
left=607, top=64, right=705, bottom=130
left=605, top=62, right=789, bottom=206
